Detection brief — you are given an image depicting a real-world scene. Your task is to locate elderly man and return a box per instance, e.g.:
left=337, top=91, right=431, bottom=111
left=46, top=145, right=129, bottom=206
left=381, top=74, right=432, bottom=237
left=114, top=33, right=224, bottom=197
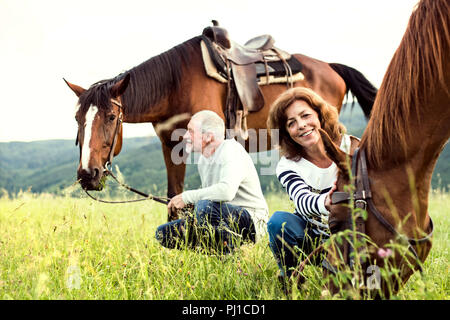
left=155, top=110, right=268, bottom=253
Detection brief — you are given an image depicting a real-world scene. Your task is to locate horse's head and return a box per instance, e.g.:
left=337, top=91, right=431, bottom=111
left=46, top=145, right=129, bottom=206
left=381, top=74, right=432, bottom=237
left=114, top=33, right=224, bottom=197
left=319, top=129, right=361, bottom=292
left=64, top=74, right=130, bottom=190
left=319, top=129, right=354, bottom=230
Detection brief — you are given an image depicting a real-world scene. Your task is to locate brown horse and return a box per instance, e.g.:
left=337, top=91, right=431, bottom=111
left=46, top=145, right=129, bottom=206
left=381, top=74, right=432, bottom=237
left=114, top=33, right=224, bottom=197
left=64, top=31, right=376, bottom=211
left=319, top=0, right=449, bottom=298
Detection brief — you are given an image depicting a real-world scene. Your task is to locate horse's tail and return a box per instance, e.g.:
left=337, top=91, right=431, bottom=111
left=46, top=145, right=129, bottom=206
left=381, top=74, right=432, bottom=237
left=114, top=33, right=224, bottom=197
left=329, top=63, right=377, bottom=119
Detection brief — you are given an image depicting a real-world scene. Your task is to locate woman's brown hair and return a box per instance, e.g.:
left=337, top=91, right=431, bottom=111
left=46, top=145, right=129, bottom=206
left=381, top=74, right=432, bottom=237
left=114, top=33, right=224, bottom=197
left=267, top=87, right=346, bottom=161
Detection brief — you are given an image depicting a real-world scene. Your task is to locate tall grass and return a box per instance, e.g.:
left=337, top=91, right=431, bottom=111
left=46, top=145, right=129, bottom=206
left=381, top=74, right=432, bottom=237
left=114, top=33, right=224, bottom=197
left=0, top=190, right=448, bottom=299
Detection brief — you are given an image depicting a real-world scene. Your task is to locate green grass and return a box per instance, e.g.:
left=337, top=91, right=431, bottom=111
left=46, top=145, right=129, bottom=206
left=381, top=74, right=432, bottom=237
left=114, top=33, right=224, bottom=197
left=0, top=191, right=448, bottom=300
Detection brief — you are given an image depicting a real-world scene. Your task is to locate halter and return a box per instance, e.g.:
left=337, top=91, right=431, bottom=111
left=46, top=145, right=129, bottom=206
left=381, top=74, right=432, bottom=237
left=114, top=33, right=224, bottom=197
left=105, top=98, right=123, bottom=171
left=325, top=148, right=434, bottom=274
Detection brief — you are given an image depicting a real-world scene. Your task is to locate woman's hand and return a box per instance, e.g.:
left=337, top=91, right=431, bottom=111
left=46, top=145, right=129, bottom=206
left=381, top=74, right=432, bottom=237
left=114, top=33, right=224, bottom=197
left=325, top=181, right=337, bottom=211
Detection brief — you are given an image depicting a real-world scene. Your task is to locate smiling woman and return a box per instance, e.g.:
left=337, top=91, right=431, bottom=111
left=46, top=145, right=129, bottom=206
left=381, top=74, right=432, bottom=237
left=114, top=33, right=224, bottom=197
left=266, top=87, right=359, bottom=282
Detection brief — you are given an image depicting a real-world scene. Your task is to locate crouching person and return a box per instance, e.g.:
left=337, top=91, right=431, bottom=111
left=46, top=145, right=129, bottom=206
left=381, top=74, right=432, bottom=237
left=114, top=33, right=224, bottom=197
left=266, top=88, right=351, bottom=285
left=155, top=110, right=269, bottom=254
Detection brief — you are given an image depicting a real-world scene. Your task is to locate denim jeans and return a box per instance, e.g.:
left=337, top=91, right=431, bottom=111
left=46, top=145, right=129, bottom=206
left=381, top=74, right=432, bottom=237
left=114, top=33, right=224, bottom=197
left=267, top=211, right=325, bottom=277
left=155, top=200, right=256, bottom=253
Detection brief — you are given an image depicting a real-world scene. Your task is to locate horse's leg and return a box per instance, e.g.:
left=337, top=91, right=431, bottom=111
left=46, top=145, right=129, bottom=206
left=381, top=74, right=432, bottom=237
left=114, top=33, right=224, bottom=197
left=161, top=143, right=186, bottom=198
left=160, top=142, right=187, bottom=221
left=155, top=119, right=189, bottom=221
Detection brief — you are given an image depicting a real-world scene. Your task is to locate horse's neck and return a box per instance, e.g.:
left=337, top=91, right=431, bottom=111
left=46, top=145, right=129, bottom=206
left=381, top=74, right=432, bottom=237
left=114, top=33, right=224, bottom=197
left=371, top=86, right=450, bottom=230
left=401, top=8, right=450, bottom=204
left=121, top=41, right=203, bottom=124
left=122, top=96, right=171, bottom=123
left=408, top=69, right=450, bottom=172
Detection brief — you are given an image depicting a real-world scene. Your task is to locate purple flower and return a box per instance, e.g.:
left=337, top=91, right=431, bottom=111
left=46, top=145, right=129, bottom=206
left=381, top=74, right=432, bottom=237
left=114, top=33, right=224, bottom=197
left=377, top=248, right=393, bottom=258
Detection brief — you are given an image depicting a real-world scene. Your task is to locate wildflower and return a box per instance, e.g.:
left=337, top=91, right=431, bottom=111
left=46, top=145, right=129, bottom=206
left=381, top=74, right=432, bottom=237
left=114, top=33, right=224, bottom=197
left=377, top=248, right=393, bottom=258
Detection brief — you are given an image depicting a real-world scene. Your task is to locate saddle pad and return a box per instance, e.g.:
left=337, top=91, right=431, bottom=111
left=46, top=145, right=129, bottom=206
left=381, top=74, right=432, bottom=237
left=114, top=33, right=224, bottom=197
left=200, top=40, right=304, bottom=85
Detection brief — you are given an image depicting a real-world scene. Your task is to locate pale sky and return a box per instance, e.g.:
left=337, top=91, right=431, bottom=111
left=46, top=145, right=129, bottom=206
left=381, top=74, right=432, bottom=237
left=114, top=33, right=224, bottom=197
left=0, top=0, right=419, bottom=142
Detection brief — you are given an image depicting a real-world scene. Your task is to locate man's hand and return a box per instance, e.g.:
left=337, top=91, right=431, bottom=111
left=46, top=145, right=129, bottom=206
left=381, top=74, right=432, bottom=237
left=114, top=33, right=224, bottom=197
left=168, top=194, right=186, bottom=211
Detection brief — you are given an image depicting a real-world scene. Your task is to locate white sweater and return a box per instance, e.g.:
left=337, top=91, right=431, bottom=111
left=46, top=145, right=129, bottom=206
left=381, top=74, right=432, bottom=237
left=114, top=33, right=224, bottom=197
left=182, top=139, right=269, bottom=241
left=276, top=134, right=351, bottom=236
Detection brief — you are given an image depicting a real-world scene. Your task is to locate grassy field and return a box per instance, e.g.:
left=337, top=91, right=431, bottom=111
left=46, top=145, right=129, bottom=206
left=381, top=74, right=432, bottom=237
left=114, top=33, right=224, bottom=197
left=0, top=190, right=448, bottom=300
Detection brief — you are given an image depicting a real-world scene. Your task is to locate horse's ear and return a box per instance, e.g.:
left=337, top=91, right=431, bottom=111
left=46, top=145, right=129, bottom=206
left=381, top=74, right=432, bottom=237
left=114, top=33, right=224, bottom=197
left=110, top=74, right=130, bottom=98
left=319, top=129, right=349, bottom=177
left=63, top=78, right=85, bottom=97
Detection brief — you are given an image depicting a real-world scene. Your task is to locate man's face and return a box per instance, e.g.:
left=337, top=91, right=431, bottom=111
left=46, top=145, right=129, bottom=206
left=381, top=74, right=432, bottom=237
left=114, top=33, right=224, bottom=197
left=183, top=119, right=205, bottom=153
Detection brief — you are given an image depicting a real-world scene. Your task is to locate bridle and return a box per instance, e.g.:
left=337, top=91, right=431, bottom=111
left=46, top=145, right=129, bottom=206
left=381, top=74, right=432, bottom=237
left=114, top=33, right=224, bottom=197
left=105, top=98, right=124, bottom=171
left=325, top=148, right=434, bottom=274
left=75, top=98, right=170, bottom=205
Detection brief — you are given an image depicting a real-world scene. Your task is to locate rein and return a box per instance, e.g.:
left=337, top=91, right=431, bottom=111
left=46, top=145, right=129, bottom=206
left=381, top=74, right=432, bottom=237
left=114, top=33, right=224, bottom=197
left=83, top=169, right=170, bottom=205
left=328, top=148, right=434, bottom=274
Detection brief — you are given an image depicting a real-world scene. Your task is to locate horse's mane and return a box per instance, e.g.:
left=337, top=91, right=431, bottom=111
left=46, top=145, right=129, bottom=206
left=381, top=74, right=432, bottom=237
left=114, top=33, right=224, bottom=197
left=360, top=0, right=450, bottom=169
left=78, top=36, right=203, bottom=116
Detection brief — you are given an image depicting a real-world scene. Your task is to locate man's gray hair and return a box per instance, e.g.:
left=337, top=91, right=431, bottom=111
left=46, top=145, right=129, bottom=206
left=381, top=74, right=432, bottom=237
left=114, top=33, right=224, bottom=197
left=191, top=110, right=225, bottom=140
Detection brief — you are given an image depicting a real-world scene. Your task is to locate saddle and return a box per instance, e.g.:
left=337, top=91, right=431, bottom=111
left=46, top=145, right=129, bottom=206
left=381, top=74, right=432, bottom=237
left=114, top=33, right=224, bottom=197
left=201, top=21, right=303, bottom=139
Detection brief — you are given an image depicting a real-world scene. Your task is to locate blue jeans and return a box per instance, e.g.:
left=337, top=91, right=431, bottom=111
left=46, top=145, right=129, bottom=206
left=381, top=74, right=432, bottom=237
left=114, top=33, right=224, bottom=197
left=267, top=211, right=325, bottom=277
left=155, top=200, right=256, bottom=253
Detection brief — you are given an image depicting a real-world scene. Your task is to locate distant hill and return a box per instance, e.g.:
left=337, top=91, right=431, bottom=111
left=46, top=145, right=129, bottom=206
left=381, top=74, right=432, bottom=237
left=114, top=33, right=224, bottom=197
left=1, top=103, right=449, bottom=197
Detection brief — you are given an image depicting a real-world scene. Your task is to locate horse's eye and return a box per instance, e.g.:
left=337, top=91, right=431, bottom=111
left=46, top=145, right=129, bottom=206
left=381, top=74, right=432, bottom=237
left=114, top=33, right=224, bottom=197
left=109, top=115, right=116, bottom=121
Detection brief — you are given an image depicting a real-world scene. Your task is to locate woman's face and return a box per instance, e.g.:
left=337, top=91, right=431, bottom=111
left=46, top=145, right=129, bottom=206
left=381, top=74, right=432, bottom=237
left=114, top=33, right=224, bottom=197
left=285, top=99, right=322, bottom=150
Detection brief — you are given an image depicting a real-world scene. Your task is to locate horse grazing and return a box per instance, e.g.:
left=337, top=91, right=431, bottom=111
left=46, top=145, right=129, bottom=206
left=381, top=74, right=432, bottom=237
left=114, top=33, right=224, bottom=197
left=64, top=27, right=376, bottom=219
left=319, top=0, right=449, bottom=298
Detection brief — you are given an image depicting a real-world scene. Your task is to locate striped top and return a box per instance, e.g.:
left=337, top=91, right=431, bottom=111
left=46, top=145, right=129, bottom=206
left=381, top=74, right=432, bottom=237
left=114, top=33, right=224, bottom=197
left=275, top=134, right=351, bottom=237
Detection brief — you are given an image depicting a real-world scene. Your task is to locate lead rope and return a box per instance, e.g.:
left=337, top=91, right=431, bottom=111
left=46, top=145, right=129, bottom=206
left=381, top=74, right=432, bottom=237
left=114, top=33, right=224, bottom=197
left=83, top=169, right=170, bottom=205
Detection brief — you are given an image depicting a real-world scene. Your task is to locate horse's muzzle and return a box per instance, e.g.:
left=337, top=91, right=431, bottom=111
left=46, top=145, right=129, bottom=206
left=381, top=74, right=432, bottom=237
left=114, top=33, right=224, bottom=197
left=78, top=167, right=103, bottom=191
